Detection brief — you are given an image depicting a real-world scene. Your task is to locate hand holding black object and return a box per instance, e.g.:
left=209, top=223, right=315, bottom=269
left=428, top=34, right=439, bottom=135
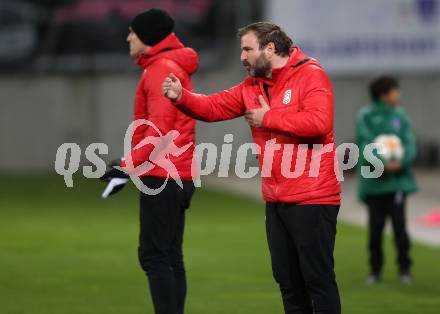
left=100, top=158, right=129, bottom=198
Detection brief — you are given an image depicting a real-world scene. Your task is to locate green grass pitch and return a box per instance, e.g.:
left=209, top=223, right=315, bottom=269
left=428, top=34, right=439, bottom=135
left=0, top=175, right=439, bottom=313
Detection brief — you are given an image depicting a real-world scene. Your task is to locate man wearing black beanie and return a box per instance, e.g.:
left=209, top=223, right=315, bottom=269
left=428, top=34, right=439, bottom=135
left=104, top=8, right=199, bottom=314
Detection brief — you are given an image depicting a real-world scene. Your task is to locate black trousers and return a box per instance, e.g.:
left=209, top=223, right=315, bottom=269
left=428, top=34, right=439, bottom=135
left=266, top=203, right=341, bottom=314
left=365, top=192, right=411, bottom=275
left=138, top=176, right=195, bottom=314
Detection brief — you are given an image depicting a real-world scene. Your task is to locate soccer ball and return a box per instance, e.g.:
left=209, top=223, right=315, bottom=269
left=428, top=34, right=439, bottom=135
left=373, top=134, right=404, bottom=162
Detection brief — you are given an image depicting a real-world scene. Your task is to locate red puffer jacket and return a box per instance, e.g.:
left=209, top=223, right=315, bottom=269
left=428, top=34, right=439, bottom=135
left=175, top=48, right=341, bottom=205
left=122, top=33, right=198, bottom=180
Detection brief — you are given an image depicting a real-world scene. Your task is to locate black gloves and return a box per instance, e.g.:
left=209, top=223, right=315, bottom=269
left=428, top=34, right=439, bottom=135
left=100, top=158, right=129, bottom=198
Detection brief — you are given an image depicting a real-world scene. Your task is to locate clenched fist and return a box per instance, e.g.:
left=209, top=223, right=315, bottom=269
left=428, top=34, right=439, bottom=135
left=162, top=73, right=182, bottom=102
left=245, top=95, right=270, bottom=127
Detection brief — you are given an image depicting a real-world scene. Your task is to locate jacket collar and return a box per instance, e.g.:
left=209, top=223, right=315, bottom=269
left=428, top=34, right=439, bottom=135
left=373, top=100, right=396, bottom=111
left=255, top=47, right=312, bottom=86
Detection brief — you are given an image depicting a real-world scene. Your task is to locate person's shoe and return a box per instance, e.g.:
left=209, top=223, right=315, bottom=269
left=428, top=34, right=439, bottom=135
left=366, top=274, right=381, bottom=285
left=399, top=273, right=413, bottom=285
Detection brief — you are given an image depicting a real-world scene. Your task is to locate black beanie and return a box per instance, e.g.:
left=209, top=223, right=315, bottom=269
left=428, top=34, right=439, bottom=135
left=130, top=8, right=175, bottom=46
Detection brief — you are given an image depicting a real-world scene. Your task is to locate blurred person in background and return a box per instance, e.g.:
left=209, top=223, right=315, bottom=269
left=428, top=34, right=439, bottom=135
left=101, top=8, right=199, bottom=314
left=356, top=76, right=417, bottom=285
left=163, top=22, right=341, bottom=314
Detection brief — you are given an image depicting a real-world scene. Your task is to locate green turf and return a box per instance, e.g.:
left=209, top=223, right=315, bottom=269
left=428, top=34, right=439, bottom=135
left=0, top=175, right=439, bottom=313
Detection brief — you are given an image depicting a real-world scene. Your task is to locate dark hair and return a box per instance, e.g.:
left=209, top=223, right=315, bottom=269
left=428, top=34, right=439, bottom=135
left=369, top=76, right=400, bottom=101
left=238, top=22, right=293, bottom=57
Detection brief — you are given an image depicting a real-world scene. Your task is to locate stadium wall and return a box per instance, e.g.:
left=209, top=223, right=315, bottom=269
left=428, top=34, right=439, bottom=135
left=1, top=69, right=439, bottom=172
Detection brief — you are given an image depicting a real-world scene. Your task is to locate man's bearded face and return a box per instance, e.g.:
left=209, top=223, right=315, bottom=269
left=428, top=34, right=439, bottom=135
left=242, top=51, right=272, bottom=78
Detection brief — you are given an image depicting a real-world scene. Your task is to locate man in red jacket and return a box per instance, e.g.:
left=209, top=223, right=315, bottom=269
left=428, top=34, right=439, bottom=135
left=104, top=8, right=198, bottom=314
left=163, top=22, right=341, bottom=314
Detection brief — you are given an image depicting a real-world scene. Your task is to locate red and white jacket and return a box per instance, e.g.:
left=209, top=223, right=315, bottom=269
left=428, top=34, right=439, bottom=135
left=175, top=48, right=341, bottom=205
left=122, top=33, right=198, bottom=181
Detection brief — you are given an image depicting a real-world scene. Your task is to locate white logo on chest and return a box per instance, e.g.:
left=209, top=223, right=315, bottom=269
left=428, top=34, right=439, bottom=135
left=283, top=89, right=292, bottom=105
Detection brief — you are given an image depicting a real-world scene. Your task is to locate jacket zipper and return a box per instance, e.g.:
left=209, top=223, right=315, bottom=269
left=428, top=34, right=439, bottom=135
left=261, top=83, right=280, bottom=201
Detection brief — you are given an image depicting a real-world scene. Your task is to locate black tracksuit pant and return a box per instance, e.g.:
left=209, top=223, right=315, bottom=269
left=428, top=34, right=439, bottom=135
left=138, top=176, right=195, bottom=314
left=266, top=203, right=341, bottom=314
left=365, top=192, right=411, bottom=275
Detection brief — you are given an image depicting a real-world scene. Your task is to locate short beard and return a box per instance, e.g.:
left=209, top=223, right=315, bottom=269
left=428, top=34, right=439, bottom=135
left=248, top=53, right=272, bottom=78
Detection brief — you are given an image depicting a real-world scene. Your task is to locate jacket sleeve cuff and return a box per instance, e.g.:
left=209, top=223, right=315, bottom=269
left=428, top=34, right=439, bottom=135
left=120, top=158, right=134, bottom=172
left=174, top=88, right=191, bottom=107
left=120, top=157, right=136, bottom=170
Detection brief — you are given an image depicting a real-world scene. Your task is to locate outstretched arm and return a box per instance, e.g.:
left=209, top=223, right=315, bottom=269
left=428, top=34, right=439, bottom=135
left=163, top=73, right=246, bottom=122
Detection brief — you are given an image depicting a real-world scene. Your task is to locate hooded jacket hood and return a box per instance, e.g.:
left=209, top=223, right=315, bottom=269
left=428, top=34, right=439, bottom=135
left=135, top=32, right=199, bottom=75
left=254, top=47, right=317, bottom=87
